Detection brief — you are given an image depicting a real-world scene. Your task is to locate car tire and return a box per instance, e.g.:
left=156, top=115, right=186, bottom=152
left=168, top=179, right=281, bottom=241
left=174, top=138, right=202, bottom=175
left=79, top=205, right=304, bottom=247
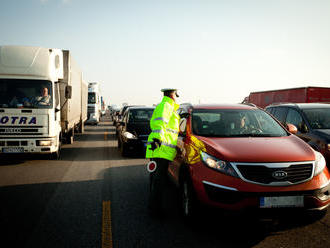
left=121, top=142, right=128, bottom=156
left=180, top=175, right=197, bottom=220
left=306, top=209, right=327, bottom=222
left=117, top=138, right=121, bottom=149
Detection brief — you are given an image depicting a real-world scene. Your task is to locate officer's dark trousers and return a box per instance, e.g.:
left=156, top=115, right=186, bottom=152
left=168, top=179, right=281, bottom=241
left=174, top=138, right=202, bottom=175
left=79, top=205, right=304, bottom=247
left=148, top=158, right=170, bottom=213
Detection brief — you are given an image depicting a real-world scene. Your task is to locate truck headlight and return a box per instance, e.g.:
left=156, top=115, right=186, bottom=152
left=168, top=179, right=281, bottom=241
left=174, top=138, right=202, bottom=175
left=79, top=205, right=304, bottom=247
left=314, top=151, right=326, bottom=176
left=327, top=144, right=330, bottom=151
left=37, top=140, right=52, bottom=146
left=124, top=132, right=137, bottom=140
left=200, top=151, right=239, bottom=178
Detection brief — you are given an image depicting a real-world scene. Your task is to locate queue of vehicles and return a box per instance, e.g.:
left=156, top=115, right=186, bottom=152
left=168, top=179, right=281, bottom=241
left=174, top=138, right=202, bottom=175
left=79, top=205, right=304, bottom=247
left=0, top=45, right=108, bottom=159
left=0, top=45, right=88, bottom=159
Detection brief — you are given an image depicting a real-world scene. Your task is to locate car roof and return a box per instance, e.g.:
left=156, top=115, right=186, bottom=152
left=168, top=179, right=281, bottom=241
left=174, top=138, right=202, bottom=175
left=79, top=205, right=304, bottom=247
left=192, top=103, right=259, bottom=110
left=266, top=103, right=330, bottom=109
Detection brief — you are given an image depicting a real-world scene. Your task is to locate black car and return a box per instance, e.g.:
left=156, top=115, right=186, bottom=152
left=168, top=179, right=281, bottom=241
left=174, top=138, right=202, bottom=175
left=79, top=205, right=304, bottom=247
left=117, top=106, right=155, bottom=156
left=115, top=105, right=143, bottom=134
left=265, top=103, right=330, bottom=167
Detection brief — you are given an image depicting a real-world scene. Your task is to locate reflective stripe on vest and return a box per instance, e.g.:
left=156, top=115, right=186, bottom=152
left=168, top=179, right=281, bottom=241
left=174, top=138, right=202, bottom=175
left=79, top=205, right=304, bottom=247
left=166, top=128, right=178, bottom=134
left=147, top=141, right=176, bottom=149
left=153, top=117, right=168, bottom=124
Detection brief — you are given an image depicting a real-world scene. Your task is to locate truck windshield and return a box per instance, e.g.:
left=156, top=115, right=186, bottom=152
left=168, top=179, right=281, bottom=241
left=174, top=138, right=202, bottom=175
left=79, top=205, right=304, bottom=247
left=303, top=108, right=330, bottom=129
left=88, top=92, right=96, bottom=104
left=192, top=109, right=288, bottom=137
left=0, top=79, right=52, bottom=109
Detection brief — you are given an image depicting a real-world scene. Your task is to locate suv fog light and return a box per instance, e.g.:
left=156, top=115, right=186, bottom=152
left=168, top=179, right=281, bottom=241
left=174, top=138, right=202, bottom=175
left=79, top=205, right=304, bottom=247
left=37, top=140, right=52, bottom=146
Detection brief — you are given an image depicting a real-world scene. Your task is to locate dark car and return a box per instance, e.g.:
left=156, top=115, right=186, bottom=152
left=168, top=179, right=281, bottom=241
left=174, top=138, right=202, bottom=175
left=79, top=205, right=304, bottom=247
left=115, top=105, right=143, bottom=134
left=117, top=106, right=154, bottom=156
left=265, top=103, right=330, bottom=167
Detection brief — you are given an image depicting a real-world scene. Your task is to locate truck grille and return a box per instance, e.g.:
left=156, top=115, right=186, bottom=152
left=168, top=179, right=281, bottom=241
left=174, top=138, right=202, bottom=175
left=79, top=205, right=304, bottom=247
left=0, top=126, right=44, bottom=135
left=235, top=163, right=314, bottom=185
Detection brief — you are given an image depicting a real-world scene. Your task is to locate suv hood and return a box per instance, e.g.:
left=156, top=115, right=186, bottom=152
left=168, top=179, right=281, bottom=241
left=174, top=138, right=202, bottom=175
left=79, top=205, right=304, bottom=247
left=197, top=135, right=315, bottom=163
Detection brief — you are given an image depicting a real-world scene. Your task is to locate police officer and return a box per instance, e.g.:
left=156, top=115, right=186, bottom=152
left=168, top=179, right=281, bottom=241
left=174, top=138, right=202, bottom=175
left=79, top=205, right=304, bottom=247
left=146, top=88, right=180, bottom=215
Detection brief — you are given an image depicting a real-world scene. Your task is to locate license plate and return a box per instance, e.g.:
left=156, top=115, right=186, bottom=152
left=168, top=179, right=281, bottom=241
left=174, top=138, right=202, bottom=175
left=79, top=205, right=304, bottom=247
left=2, top=147, right=24, bottom=153
left=260, top=196, right=304, bottom=208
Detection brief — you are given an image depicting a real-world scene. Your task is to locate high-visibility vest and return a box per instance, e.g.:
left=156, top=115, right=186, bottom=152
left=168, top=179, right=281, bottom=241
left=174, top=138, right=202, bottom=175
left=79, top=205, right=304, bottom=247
left=146, top=96, right=180, bottom=161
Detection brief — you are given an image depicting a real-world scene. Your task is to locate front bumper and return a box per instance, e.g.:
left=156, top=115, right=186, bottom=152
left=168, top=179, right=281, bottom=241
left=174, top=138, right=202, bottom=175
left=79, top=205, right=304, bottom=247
left=190, top=162, right=330, bottom=211
left=201, top=180, right=330, bottom=211
left=123, top=137, right=148, bottom=152
left=0, top=137, right=58, bottom=154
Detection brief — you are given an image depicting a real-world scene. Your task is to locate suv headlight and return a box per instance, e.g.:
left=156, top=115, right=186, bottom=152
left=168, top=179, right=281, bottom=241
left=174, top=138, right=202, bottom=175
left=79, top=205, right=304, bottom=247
left=124, top=131, right=137, bottom=140
left=200, top=151, right=239, bottom=178
left=314, top=151, right=326, bottom=176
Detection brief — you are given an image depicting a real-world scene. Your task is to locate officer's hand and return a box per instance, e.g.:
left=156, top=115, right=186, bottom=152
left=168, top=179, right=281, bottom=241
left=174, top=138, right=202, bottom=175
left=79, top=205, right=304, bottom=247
left=150, top=138, right=161, bottom=151
left=153, top=138, right=161, bottom=146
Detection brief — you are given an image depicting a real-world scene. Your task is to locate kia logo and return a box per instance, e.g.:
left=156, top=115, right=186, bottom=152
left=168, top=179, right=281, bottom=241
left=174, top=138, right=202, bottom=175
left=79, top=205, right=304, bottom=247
left=272, top=170, right=288, bottom=180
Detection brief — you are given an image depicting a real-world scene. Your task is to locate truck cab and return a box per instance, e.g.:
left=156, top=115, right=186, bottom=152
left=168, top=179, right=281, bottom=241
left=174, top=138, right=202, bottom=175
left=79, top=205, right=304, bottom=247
left=86, top=82, right=101, bottom=125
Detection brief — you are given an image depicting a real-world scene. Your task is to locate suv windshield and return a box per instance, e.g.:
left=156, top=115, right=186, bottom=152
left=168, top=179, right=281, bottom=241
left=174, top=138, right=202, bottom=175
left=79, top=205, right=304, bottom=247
left=128, top=109, right=154, bottom=122
left=0, top=79, right=52, bottom=109
left=192, top=109, right=288, bottom=137
left=302, top=108, right=330, bottom=129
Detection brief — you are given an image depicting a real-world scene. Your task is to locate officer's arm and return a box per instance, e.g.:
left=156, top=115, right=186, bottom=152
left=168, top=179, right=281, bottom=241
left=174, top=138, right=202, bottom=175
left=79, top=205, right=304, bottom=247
left=150, top=103, right=171, bottom=142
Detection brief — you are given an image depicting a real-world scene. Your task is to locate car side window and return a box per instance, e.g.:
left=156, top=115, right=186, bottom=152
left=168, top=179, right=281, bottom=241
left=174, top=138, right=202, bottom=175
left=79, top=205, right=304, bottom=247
left=286, top=108, right=303, bottom=130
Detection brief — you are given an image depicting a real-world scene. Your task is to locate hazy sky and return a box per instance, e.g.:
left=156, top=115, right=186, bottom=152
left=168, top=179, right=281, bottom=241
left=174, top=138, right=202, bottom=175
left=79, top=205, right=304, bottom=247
left=1, top=0, right=330, bottom=106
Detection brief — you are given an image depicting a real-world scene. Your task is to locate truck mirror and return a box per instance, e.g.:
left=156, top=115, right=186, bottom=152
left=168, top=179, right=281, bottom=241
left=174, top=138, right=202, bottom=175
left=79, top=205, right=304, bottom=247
left=65, top=86, right=72, bottom=99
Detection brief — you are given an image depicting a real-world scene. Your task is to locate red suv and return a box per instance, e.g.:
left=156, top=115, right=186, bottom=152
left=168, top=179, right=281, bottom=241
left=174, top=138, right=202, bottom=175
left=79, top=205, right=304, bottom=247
left=168, top=104, right=330, bottom=218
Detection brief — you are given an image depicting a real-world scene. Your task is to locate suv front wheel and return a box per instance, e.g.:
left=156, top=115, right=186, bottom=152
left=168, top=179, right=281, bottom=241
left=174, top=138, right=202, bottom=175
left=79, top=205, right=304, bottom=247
left=180, top=175, right=197, bottom=220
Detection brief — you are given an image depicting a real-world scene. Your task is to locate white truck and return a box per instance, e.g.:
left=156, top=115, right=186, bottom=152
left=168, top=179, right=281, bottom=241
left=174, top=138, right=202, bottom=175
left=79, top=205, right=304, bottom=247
left=86, top=82, right=101, bottom=125
left=0, top=45, right=87, bottom=159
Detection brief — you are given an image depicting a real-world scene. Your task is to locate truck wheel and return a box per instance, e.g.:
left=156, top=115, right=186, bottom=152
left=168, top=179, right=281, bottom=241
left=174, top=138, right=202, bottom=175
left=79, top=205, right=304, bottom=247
left=180, top=176, right=197, bottom=220
left=78, top=120, right=84, bottom=133
left=66, top=129, right=74, bottom=144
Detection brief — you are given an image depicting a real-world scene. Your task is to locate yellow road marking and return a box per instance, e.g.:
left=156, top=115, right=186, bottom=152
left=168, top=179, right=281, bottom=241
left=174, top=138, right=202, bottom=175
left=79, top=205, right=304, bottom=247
left=104, top=132, right=108, bottom=141
left=102, top=200, right=113, bottom=248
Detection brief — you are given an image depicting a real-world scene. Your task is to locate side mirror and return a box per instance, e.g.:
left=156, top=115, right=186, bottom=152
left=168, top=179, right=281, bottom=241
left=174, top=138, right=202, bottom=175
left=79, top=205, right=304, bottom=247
left=65, top=85, right=72, bottom=99
left=179, top=118, right=187, bottom=136
left=286, top=123, right=298, bottom=134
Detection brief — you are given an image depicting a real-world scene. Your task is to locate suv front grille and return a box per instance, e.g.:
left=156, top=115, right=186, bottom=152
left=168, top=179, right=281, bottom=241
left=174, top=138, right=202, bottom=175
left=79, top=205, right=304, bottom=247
left=235, top=162, right=314, bottom=185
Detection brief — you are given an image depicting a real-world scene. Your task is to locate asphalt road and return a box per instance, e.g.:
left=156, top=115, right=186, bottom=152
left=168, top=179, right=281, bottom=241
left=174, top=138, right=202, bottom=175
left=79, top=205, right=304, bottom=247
left=0, top=115, right=329, bottom=248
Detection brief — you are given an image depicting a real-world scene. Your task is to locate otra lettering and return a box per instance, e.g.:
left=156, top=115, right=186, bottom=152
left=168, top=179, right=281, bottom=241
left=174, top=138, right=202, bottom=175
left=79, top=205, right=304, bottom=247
left=0, top=116, right=37, bottom=125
